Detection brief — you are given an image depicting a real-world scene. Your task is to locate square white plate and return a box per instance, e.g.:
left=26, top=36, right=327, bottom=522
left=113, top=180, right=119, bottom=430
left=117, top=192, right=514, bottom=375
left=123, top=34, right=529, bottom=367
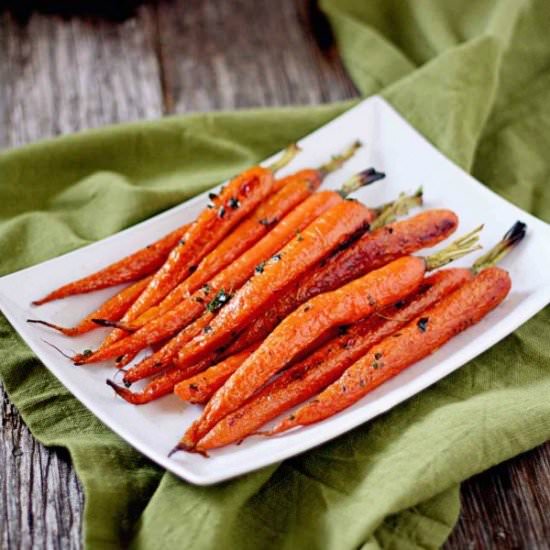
left=1, top=96, right=549, bottom=485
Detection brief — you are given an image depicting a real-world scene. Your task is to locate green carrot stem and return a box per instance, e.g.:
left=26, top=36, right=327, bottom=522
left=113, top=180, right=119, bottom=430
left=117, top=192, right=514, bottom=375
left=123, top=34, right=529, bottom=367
left=337, top=168, right=386, bottom=198
left=425, top=225, right=484, bottom=271
left=471, top=221, right=526, bottom=273
left=319, top=141, right=362, bottom=176
left=267, top=144, right=301, bottom=173
left=370, top=187, right=423, bottom=230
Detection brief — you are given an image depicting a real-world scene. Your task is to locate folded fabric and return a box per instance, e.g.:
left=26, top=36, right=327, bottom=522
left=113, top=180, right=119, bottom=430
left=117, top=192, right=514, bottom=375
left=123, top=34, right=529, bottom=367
left=0, top=0, right=548, bottom=548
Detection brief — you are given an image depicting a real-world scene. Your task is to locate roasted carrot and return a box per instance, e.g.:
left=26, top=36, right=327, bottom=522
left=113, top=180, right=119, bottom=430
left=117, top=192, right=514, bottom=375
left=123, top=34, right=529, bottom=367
left=27, top=276, right=152, bottom=336
left=77, top=190, right=340, bottom=364
left=107, top=358, right=211, bottom=405
left=32, top=226, right=189, bottom=306
left=266, top=267, right=511, bottom=434
left=108, top=346, right=258, bottom=405
left=229, top=208, right=458, bottom=354
left=170, top=199, right=377, bottom=374
left=112, top=142, right=362, bottom=331
left=176, top=227, right=481, bottom=450
left=121, top=311, right=215, bottom=384
left=173, top=344, right=259, bottom=403
left=99, top=145, right=300, bottom=349
left=193, top=268, right=472, bottom=450
left=255, top=222, right=526, bottom=437
left=75, top=169, right=383, bottom=365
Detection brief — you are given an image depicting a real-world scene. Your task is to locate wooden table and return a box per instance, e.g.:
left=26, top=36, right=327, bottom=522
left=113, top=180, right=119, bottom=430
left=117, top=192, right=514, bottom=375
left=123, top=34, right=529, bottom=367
left=1, top=2, right=548, bottom=548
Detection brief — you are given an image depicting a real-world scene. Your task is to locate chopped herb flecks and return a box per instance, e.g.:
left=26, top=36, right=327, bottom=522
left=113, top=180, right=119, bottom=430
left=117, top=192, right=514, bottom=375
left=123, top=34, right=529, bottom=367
left=218, top=206, right=226, bottom=218
left=203, top=325, right=213, bottom=334
left=82, top=349, right=93, bottom=357
left=417, top=317, right=429, bottom=332
left=374, top=352, right=383, bottom=360
left=255, top=261, right=266, bottom=274
left=206, top=289, right=232, bottom=312
left=271, top=253, right=282, bottom=262
left=228, top=197, right=240, bottom=209
left=202, top=284, right=211, bottom=295
left=208, top=192, right=218, bottom=201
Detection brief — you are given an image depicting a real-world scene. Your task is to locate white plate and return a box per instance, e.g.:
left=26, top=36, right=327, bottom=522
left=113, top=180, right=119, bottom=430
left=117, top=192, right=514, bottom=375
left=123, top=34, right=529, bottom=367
left=1, top=96, right=549, bottom=485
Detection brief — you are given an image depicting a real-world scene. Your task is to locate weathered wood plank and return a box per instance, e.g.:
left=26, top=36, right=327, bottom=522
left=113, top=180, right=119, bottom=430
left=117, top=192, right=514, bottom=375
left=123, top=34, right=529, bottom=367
left=446, top=441, right=550, bottom=549
left=0, top=7, right=163, bottom=148
left=155, top=0, right=357, bottom=113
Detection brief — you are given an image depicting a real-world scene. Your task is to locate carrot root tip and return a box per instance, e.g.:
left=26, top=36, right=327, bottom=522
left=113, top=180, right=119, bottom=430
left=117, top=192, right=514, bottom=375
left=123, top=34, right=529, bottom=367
left=92, top=318, right=118, bottom=328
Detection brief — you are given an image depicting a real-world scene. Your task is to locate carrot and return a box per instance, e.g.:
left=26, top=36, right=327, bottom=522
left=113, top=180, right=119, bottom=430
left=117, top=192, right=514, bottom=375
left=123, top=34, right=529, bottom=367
left=176, top=227, right=481, bottom=450
left=27, top=276, right=152, bottom=336
left=99, top=145, right=300, bottom=349
left=108, top=346, right=258, bottom=405
left=75, top=169, right=383, bottom=365
left=112, top=142, right=363, bottom=331
left=257, top=222, right=526, bottom=437
left=266, top=267, right=511, bottom=434
left=32, top=225, right=189, bottom=306
left=107, top=358, right=211, bottom=405
left=229, top=208, right=458, bottom=354
left=121, top=311, right=215, bottom=384
left=170, top=199, right=377, bottom=373
left=193, top=268, right=472, bottom=450
left=173, top=345, right=259, bottom=403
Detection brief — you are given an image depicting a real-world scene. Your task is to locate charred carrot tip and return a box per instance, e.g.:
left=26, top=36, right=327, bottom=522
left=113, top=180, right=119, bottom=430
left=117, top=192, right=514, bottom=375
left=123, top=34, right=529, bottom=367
left=92, top=318, right=119, bottom=328
left=168, top=442, right=208, bottom=457
left=338, top=167, right=385, bottom=197
left=504, top=220, right=527, bottom=245
left=472, top=220, right=527, bottom=273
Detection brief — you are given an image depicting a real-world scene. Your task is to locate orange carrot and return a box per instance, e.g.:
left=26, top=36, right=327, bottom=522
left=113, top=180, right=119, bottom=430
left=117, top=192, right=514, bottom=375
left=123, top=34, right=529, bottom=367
left=170, top=199, right=376, bottom=375
left=100, top=145, right=299, bottom=349
left=194, top=268, right=472, bottom=450
left=174, top=344, right=261, bottom=404
left=229, top=208, right=457, bottom=354
left=121, top=311, right=215, bottom=384
left=177, top=227, right=481, bottom=450
left=27, top=276, right=152, bottom=336
left=117, top=143, right=362, bottom=331
left=32, top=226, right=189, bottom=305
left=76, top=190, right=340, bottom=364
left=107, top=358, right=211, bottom=405
left=267, top=267, right=511, bottom=434
left=75, top=169, right=382, bottom=365
left=108, top=346, right=258, bottom=405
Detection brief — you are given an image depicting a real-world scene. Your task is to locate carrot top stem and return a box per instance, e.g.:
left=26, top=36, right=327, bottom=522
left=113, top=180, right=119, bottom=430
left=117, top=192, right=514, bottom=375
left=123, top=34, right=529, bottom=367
left=424, top=225, right=483, bottom=271
left=319, top=141, right=362, bottom=175
left=266, top=144, right=301, bottom=173
left=337, top=168, right=386, bottom=198
left=370, top=187, right=423, bottom=230
left=471, top=221, right=526, bottom=274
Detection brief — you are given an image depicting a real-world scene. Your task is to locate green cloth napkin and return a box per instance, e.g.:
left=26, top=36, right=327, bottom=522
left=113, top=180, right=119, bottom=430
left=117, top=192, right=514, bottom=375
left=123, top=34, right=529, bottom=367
left=1, top=0, right=549, bottom=548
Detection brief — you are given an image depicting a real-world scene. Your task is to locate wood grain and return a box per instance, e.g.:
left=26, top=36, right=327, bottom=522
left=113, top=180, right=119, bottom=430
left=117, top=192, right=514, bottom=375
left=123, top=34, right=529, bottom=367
left=0, top=1, right=548, bottom=548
